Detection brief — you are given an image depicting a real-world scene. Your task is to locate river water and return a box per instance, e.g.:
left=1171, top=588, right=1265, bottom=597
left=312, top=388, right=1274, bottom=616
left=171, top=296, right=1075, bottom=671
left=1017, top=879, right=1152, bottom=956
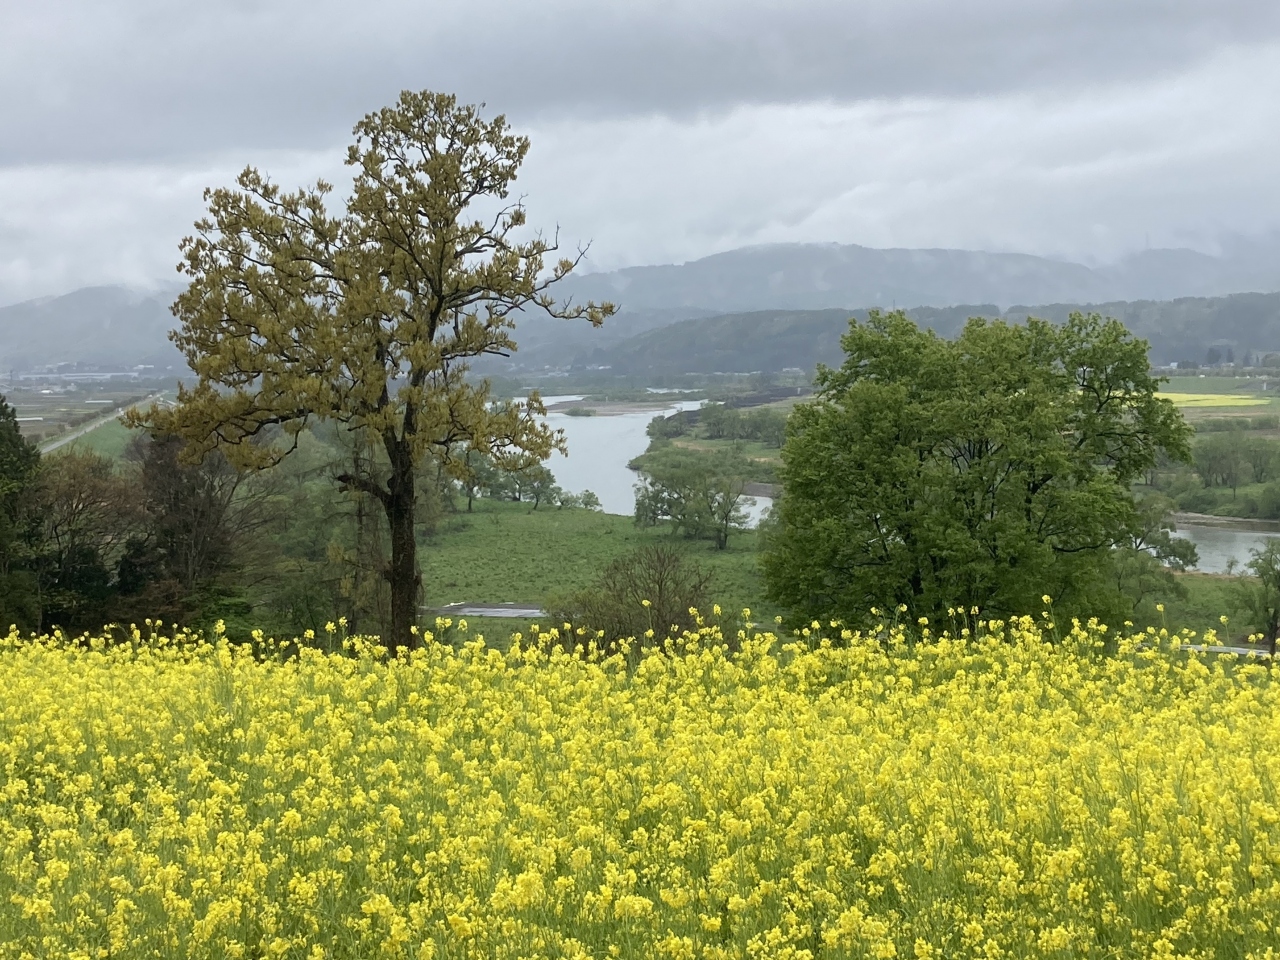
left=1175, top=522, right=1280, bottom=574
left=541, top=397, right=773, bottom=523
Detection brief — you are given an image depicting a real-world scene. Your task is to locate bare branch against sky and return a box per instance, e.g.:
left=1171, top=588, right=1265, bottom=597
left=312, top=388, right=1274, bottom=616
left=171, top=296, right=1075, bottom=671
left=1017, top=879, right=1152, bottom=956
left=2, top=0, right=1279, bottom=303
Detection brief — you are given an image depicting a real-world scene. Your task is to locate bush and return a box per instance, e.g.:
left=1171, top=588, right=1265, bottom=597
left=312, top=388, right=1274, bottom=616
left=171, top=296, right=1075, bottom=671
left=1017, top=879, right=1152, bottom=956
left=546, top=543, right=712, bottom=651
left=1197, top=417, right=1249, bottom=432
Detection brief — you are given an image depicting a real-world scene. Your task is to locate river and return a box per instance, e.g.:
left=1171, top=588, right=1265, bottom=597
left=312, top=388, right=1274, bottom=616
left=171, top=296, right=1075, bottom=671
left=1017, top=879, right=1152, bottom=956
left=1174, top=520, right=1280, bottom=574
left=540, top=396, right=773, bottom=523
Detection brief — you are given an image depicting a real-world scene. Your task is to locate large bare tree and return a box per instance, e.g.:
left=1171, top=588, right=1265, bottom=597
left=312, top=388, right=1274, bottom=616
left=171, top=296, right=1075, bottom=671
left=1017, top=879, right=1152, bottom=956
left=137, top=90, right=614, bottom=648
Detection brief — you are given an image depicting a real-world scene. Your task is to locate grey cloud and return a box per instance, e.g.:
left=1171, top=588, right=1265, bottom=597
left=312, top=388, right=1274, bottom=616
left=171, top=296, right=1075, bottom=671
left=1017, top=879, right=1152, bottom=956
left=4, top=1, right=1280, bottom=305
left=3, top=0, right=1280, bottom=163
left=511, top=45, right=1280, bottom=272
left=5, top=42, right=1279, bottom=307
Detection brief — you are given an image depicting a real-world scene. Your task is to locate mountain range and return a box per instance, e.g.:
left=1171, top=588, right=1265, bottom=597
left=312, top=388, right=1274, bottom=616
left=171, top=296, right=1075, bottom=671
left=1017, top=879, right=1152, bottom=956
left=0, top=285, right=182, bottom=374
left=499, top=239, right=1280, bottom=371
left=2, top=239, right=1278, bottom=376
left=556, top=240, right=1280, bottom=314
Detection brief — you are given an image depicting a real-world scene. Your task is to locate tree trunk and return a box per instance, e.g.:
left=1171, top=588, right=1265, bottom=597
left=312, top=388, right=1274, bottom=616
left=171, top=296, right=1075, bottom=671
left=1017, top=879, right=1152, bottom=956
left=383, top=445, right=421, bottom=652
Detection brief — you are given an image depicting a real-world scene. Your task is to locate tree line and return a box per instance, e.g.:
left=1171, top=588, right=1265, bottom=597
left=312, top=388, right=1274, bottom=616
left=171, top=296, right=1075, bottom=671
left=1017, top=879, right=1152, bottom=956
left=1143, top=424, right=1280, bottom=520
left=0, top=400, right=604, bottom=638
left=0, top=405, right=271, bottom=633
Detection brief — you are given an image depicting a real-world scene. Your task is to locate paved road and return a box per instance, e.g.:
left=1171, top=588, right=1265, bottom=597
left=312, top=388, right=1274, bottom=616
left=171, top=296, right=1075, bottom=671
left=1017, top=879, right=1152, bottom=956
left=432, top=602, right=548, bottom=619
left=39, top=393, right=162, bottom=453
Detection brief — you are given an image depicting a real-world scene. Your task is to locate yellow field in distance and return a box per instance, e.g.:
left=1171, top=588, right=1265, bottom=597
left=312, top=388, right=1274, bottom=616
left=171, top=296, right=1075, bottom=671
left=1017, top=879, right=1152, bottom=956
left=1160, top=391, right=1270, bottom=407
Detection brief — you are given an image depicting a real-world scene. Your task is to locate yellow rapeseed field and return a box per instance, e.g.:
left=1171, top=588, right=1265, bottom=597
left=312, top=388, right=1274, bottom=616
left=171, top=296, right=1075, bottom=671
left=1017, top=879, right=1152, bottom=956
left=1, top=614, right=1279, bottom=959
left=1158, top=392, right=1269, bottom=408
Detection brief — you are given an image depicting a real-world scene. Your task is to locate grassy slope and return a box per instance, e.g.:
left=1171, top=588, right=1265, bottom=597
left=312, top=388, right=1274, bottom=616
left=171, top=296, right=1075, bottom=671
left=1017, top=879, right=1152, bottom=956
left=420, top=498, right=772, bottom=619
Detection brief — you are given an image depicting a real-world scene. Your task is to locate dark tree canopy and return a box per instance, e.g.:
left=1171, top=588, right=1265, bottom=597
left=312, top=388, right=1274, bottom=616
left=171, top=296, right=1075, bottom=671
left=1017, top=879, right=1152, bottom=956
left=763, top=310, right=1191, bottom=626
left=0, top=394, right=42, bottom=631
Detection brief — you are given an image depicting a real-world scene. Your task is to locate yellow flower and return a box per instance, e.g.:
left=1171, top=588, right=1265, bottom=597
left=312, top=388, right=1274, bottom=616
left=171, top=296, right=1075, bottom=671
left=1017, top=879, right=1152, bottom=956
left=3, top=611, right=1272, bottom=958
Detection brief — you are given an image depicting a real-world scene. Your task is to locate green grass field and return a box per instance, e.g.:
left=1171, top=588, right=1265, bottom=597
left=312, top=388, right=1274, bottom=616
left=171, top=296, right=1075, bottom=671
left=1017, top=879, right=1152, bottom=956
left=417, top=499, right=1246, bottom=642
left=420, top=498, right=773, bottom=622
left=61, top=418, right=135, bottom=459
left=668, top=436, right=781, bottom=464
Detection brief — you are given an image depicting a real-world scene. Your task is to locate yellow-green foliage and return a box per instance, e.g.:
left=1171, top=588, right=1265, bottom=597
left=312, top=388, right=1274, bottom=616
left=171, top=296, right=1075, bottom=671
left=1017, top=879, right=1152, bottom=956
left=2, top=616, right=1279, bottom=958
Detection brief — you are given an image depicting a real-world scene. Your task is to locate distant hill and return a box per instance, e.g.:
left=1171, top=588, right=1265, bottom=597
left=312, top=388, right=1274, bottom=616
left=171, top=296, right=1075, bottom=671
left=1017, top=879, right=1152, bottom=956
left=556, top=240, right=1280, bottom=315
left=497, top=239, right=1280, bottom=371
left=1004, top=293, right=1280, bottom=367
left=575, top=293, right=1280, bottom=376
left=0, top=286, right=183, bottom=373
left=6, top=237, right=1280, bottom=377
left=575, top=306, right=992, bottom=376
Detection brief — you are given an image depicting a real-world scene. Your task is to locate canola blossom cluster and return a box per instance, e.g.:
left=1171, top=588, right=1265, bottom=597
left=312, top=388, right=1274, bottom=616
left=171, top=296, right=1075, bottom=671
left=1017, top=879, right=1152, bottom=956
left=1, top=616, right=1280, bottom=959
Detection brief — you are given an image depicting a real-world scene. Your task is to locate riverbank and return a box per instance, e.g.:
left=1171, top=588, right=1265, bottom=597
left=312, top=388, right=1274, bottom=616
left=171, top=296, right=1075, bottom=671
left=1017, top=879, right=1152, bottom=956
left=545, top=398, right=677, bottom=416
left=1172, top=511, right=1280, bottom=531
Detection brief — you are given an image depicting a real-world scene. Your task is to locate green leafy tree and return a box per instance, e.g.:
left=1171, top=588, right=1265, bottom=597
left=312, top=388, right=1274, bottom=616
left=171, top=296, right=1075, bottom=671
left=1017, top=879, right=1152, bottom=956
left=700, top=404, right=742, bottom=440
left=763, top=310, right=1191, bottom=626
left=457, top=447, right=500, bottom=512
left=1245, top=437, right=1279, bottom=485
left=1194, top=432, right=1249, bottom=494
left=1113, top=494, right=1199, bottom=618
left=137, top=90, right=614, bottom=649
left=745, top=408, right=789, bottom=447
left=647, top=411, right=694, bottom=440
left=634, top=448, right=753, bottom=550
left=513, top=463, right=560, bottom=510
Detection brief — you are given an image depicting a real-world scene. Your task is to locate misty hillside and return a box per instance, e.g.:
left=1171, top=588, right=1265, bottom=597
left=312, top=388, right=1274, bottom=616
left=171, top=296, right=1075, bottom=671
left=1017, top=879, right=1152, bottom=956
left=0, top=286, right=183, bottom=372
left=556, top=240, right=1280, bottom=315
left=575, top=293, right=1280, bottom=376
left=500, top=239, right=1280, bottom=369
left=573, top=306, right=993, bottom=376
left=5, top=238, right=1280, bottom=377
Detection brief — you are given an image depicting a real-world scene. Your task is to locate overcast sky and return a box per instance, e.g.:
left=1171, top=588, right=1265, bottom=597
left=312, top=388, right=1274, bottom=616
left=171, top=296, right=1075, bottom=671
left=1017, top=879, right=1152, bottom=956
left=2, top=0, right=1280, bottom=305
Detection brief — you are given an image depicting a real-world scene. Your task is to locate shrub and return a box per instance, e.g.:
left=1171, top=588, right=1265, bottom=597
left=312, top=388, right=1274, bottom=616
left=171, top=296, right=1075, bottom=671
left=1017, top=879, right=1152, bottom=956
left=546, top=543, right=712, bottom=650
